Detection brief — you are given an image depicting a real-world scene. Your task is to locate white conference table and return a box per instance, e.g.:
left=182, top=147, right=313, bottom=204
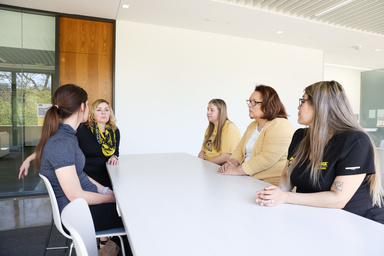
left=107, top=152, right=384, bottom=256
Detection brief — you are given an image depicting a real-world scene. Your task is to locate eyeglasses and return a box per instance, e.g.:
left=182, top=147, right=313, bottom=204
left=299, top=98, right=310, bottom=106
left=246, top=100, right=262, bottom=106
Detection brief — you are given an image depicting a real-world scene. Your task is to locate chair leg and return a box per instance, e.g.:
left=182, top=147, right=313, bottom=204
left=68, top=242, right=74, bottom=256
left=44, top=215, right=72, bottom=254
left=117, top=236, right=126, bottom=256
left=65, top=238, right=71, bottom=252
left=43, top=217, right=54, bottom=256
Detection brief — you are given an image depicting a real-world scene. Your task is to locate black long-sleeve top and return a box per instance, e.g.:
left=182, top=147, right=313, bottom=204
left=76, top=123, right=120, bottom=188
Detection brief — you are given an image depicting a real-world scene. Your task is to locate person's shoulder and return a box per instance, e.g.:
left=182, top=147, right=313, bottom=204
left=268, top=118, right=295, bottom=132
left=271, top=117, right=293, bottom=126
left=114, top=127, right=120, bottom=136
left=243, top=121, right=257, bottom=133
left=336, top=130, right=371, bottom=144
left=43, top=138, right=78, bottom=168
left=246, top=120, right=258, bottom=129
left=288, top=128, right=306, bottom=147
left=45, top=136, right=76, bottom=155
left=225, top=120, right=239, bottom=129
left=291, top=128, right=306, bottom=139
left=76, top=123, right=91, bottom=134
left=335, top=130, right=373, bottom=157
left=223, top=120, right=240, bottom=135
left=350, top=130, right=369, bottom=138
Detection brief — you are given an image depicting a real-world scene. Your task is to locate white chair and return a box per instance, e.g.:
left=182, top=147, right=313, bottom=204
left=62, top=198, right=98, bottom=256
left=39, top=173, right=127, bottom=256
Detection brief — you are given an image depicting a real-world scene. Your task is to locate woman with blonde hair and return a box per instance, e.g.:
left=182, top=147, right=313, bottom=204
left=198, top=99, right=240, bottom=165
left=77, top=98, right=120, bottom=189
left=256, top=81, right=384, bottom=224
left=218, top=85, right=295, bottom=185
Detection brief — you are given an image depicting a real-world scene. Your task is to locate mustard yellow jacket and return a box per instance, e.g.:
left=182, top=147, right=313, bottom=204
left=230, top=118, right=295, bottom=185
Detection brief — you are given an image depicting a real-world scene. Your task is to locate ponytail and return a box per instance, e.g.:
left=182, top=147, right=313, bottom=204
left=34, top=107, right=59, bottom=170
left=34, top=84, right=88, bottom=172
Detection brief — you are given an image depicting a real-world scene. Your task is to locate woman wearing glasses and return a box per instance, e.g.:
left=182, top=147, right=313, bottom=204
left=256, top=81, right=384, bottom=224
left=218, top=85, right=295, bottom=185
left=198, top=99, right=241, bottom=165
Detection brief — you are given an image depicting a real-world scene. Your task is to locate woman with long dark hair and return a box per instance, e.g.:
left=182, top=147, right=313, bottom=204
left=256, top=81, right=384, bottom=224
left=31, top=84, right=125, bottom=247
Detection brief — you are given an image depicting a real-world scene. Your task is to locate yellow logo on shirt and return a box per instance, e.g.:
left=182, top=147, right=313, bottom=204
left=288, top=157, right=328, bottom=170
left=320, top=162, right=328, bottom=170
left=206, top=139, right=213, bottom=152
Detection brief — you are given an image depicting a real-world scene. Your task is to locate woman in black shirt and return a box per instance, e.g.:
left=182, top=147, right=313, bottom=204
left=256, top=81, right=384, bottom=224
left=77, top=99, right=120, bottom=189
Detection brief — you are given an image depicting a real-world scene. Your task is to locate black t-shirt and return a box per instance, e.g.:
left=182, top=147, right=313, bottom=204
left=288, top=128, right=381, bottom=219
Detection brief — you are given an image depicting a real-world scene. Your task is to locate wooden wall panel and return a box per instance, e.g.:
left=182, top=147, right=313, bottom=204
left=59, top=17, right=114, bottom=105
left=59, top=52, right=112, bottom=105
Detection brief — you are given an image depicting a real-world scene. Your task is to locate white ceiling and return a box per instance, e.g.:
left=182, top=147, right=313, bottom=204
left=1, top=0, right=384, bottom=70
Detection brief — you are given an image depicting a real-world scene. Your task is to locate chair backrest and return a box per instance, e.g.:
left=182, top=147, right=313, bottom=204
left=62, top=198, right=98, bottom=256
left=39, top=173, right=71, bottom=239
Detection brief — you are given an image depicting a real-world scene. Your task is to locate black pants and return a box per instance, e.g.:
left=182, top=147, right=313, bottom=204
left=89, top=202, right=123, bottom=231
left=90, top=203, right=132, bottom=255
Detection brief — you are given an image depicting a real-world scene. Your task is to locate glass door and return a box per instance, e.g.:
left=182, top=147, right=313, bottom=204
left=0, top=9, right=55, bottom=196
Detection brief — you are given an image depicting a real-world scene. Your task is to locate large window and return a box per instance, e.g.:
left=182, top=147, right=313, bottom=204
left=0, top=9, right=55, bottom=196
left=360, top=69, right=384, bottom=147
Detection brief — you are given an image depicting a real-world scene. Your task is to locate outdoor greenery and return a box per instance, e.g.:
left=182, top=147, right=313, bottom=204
left=0, top=71, right=52, bottom=126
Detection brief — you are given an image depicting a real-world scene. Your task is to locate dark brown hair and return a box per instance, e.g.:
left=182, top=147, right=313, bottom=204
left=255, top=85, right=287, bottom=120
left=34, top=84, right=88, bottom=171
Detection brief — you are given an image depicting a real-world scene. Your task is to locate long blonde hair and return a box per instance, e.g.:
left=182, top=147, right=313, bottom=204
left=203, top=99, right=229, bottom=151
left=287, top=81, right=383, bottom=206
left=86, top=99, right=117, bottom=131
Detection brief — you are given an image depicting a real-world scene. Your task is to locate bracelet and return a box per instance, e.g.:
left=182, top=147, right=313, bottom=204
left=113, top=155, right=118, bottom=160
left=102, top=187, right=110, bottom=195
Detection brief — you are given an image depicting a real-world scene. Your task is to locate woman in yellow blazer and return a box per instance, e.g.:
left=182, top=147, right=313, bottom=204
left=218, top=85, right=295, bottom=185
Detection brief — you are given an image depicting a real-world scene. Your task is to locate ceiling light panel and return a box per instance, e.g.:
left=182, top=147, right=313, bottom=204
left=213, top=0, right=384, bottom=36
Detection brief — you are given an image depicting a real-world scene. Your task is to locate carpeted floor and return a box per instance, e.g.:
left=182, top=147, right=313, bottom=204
left=0, top=224, right=71, bottom=256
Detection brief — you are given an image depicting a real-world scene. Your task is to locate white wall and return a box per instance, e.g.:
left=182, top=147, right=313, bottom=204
left=115, top=21, right=323, bottom=155
left=323, top=65, right=361, bottom=115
